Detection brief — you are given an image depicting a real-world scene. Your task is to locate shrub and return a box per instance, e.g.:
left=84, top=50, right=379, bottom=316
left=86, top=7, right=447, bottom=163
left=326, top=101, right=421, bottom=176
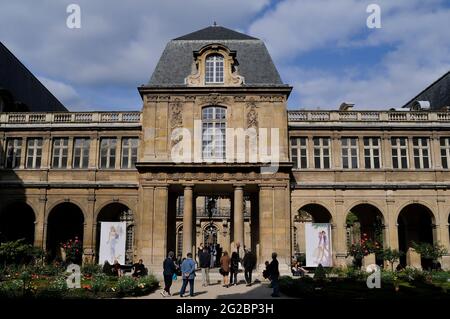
left=313, top=264, right=327, bottom=282
left=348, top=233, right=382, bottom=260
left=92, top=273, right=109, bottom=293
left=136, top=275, right=159, bottom=294
left=61, top=237, right=82, bottom=264
left=0, top=279, right=24, bottom=298
left=0, top=240, right=44, bottom=265
left=49, top=276, right=68, bottom=291
left=82, top=263, right=102, bottom=277
left=117, top=276, right=138, bottom=295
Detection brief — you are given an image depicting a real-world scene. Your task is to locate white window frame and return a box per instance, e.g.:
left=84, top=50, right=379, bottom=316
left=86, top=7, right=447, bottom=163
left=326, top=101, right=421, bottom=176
left=52, top=138, right=69, bottom=169
left=26, top=138, right=42, bottom=169
left=341, top=137, right=359, bottom=169
left=99, top=138, right=117, bottom=169
left=5, top=138, right=22, bottom=168
left=313, top=137, right=331, bottom=169
left=205, top=54, right=224, bottom=84
left=291, top=137, right=308, bottom=169
left=121, top=137, right=139, bottom=169
left=73, top=138, right=90, bottom=169
left=202, top=107, right=226, bottom=161
left=391, top=137, right=409, bottom=169
left=440, top=137, right=450, bottom=169
left=363, top=137, right=381, bottom=169
left=413, top=137, right=430, bottom=169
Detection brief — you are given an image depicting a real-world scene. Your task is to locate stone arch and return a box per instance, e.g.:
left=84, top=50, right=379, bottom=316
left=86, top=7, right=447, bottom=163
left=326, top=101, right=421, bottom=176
left=0, top=201, right=36, bottom=244
left=345, top=202, right=386, bottom=243
left=397, top=203, right=436, bottom=267
left=94, top=199, right=137, bottom=224
left=296, top=203, right=333, bottom=223
left=395, top=200, right=437, bottom=225
left=202, top=222, right=220, bottom=246
left=95, top=202, right=135, bottom=264
left=46, top=202, right=85, bottom=262
left=46, top=199, right=87, bottom=223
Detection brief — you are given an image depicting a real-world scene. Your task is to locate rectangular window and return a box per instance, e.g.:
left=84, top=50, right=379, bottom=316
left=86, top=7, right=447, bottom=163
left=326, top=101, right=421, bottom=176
left=341, top=137, right=358, bottom=169
left=413, top=137, right=430, bottom=169
left=52, top=138, right=69, bottom=168
left=121, top=137, right=139, bottom=169
left=391, top=137, right=408, bottom=169
left=99, top=138, right=117, bottom=169
left=364, top=137, right=381, bottom=169
left=73, top=138, right=90, bottom=169
left=290, top=137, right=308, bottom=169
left=5, top=138, right=22, bottom=168
left=313, top=137, right=330, bottom=169
left=440, top=137, right=450, bottom=169
left=26, top=138, right=42, bottom=169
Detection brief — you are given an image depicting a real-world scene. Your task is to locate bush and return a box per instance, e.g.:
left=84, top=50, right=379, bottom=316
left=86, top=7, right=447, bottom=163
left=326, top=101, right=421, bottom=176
left=82, top=264, right=102, bottom=277
left=0, top=279, right=24, bottom=298
left=136, top=275, right=159, bottom=294
left=117, top=276, right=138, bottom=295
left=92, top=273, right=109, bottom=293
left=61, top=237, right=82, bottom=264
left=313, top=264, right=327, bottom=282
left=0, top=240, right=44, bottom=265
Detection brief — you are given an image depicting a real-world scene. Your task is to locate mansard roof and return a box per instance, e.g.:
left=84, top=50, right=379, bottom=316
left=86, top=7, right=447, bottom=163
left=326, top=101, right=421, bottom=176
left=148, top=25, right=285, bottom=87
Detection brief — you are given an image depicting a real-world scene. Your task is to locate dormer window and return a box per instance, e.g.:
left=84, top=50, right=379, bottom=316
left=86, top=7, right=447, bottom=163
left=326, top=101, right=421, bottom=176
left=205, top=54, right=224, bottom=84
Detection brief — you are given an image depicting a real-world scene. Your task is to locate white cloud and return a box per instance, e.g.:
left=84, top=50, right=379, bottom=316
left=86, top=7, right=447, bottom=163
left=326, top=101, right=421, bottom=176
left=250, top=0, right=450, bottom=109
left=38, top=76, right=86, bottom=110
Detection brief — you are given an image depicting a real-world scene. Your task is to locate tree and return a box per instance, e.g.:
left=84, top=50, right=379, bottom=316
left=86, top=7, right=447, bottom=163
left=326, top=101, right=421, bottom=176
left=382, top=248, right=403, bottom=272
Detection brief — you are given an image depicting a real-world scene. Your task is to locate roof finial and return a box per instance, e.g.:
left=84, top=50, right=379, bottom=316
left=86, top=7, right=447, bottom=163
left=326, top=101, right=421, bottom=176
left=213, top=21, right=217, bottom=27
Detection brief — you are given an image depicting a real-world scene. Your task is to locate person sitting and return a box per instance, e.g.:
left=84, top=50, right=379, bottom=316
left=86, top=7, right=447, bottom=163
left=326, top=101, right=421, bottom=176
left=262, top=260, right=270, bottom=280
left=112, top=260, right=123, bottom=277
left=291, top=261, right=308, bottom=277
left=132, top=259, right=148, bottom=277
left=102, top=260, right=113, bottom=276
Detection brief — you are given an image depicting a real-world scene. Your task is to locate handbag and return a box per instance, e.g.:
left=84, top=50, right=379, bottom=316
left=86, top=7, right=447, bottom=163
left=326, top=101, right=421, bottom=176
left=172, top=273, right=177, bottom=280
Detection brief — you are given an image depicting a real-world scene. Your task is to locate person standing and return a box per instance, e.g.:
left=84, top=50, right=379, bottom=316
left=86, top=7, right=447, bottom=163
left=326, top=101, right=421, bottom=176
left=179, top=252, right=196, bottom=297
left=219, top=251, right=231, bottom=287
left=230, top=251, right=240, bottom=286
left=199, top=247, right=211, bottom=287
left=197, top=243, right=203, bottom=265
left=242, top=249, right=257, bottom=286
left=210, top=244, right=217, bottom=268
left=162, top=251, right=177, bottom=297
left=267, top=252, right=280, bottom=297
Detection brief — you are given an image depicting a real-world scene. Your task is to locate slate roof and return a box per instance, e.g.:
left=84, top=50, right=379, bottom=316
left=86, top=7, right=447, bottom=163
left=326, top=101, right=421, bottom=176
left=148, top=26, right=285, bottom=87
left=403, top=71, right=450, bottom=110
left=0, top=42, right=66, bottom=112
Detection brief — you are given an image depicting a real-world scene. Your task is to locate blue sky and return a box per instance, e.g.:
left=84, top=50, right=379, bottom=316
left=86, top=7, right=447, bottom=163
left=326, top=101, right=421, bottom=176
left=0, top=0, right=449, bottom=111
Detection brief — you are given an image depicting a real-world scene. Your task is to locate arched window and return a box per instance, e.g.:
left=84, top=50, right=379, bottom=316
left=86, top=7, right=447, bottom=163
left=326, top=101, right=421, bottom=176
left=202, top=107, right=226, bottom=160
left=205, top=54, right=224, bottom=84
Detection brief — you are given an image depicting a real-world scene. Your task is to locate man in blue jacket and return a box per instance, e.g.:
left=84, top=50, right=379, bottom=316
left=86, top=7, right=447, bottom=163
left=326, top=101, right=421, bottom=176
left=179, top=252, right=196, bottom=297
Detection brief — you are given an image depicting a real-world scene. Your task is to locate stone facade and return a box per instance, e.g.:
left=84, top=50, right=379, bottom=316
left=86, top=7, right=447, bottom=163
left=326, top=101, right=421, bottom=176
left=0, top=27, right=449, bottom=272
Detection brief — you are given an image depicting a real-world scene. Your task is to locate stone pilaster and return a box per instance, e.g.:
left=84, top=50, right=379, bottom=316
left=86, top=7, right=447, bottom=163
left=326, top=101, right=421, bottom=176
left=233, top=184, right=244, bottom=250
left=182, top=185, right=193, bottom=257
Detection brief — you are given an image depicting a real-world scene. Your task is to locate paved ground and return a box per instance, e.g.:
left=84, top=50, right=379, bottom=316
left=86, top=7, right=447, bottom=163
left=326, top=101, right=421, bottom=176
left=134, top=270, right=290, bottom=299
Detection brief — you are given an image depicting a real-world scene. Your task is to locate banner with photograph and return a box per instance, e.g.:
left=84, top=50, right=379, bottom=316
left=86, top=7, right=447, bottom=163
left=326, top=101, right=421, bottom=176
left=305, top=223, right=332, bottom=267
left=98, top=222, right=126, bottom=265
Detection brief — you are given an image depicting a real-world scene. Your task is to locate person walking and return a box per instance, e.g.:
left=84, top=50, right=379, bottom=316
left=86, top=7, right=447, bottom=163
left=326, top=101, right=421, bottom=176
left=219, top=251, right=231, bottom=287
left=230, top=251, right=240, bottom=286
left=161, top=251, right=177, bottom=297
left=199, top=247, right=211, bottom=287
left=267, top=252, right=280, bottom=297
left=242, top=249, right=257, bottom=286
left=179, top=252, right=196, bottom=297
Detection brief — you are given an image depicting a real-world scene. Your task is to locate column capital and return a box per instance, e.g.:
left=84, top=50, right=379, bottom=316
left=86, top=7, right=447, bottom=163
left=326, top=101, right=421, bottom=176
left=182, top=183, right=194, bottom=189
left=233, top=183, right=245, bottom=189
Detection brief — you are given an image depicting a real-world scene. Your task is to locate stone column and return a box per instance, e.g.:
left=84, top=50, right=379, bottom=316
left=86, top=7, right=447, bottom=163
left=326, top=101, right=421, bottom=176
left=82, top=195, right=96, bottom=264
left=334, top=197, right=348, bottom=267
left=34, top=193, right=47, bottom=249
left=183, top=185, right=193, bottom=257
left=233, top=185, right=244, bottom=250
left=137, top=184, right=168, bottom=268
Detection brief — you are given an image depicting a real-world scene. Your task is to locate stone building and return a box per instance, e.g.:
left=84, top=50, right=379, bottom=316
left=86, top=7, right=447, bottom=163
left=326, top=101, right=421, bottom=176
left=0, top=26, right=449, bottom=270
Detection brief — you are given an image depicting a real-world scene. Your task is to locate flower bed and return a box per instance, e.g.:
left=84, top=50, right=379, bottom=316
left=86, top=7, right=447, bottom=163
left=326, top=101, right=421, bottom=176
left=0, top=264, right=159, bottom=299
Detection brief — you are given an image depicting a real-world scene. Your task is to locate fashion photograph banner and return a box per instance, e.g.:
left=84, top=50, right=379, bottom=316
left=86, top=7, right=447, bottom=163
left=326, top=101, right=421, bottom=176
left=98, top=222, right=126, bottom=265
left=305, top=223, right=332, bottom=267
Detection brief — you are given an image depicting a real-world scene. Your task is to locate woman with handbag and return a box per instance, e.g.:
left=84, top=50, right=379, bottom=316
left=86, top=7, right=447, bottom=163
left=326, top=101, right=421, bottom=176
left=230, top=252, right=240, bottom=286
left=219, top=251, right=231, bottom=288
